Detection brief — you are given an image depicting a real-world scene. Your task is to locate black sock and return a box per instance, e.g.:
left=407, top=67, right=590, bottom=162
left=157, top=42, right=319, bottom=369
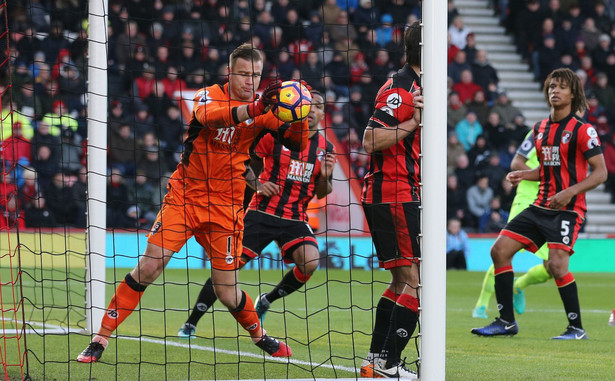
left=265, top=268, right=306, bottom=303
left=186, top=278, right=217, bottom=326
left=494, top=268, right=515, bottom=323
left=558, top=281, right=582, bottom=329
left=382, top=303, right=418, bottom=368
left=369, top=295, right=396, bottom=354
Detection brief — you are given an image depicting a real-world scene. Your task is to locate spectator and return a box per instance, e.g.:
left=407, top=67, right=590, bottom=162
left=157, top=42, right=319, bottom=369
left=158, top=105, right=185, bottom=169
left=454, top=153, right=476, bottom=192
left=447, top=0, right=459, bottom=27
left=535, top=34, right=561, bottom=83
left=186, top=68, right=206, bottom=89
left=1, top=107, right=33, bottom=142
left=479, top=197, right=509, bottom=233
left=482, top=153, right=508, bottom=192
left=515, top=0, right=542, bottom=61
left=370, top=49, right=395, bottom=87
left=592, top=34, right=612, bottom=72
left=42, top=20, right=70, bottom=65
left=580, top=55, right=597, bottom=85
left=447, top=131, right=466, bottom=175
left=57, top=65, right=86, bottom=113
left=446, top=218, right=470, bottom=270
left=106, top=168, right=130, bottom=228
left=276, top=48, right=297, bottom=81
left=300, top=51, right=324, bottom=86
left=137, top=145, right=169, bottom=188
left=161, top=66, right=187, bottom=100
left=108, top=100, right=128, bottom=133
left=447, top=174, right=471, bottom=226
left=467, top=90, right=490, bottom=126
left=0, top=173, right=24, bottom=230
left=449, top=15, right=471, bottom=49
left=447, top=91, right=468, bottom=129
left=447, top=32, right=460, bottom=65
left=59, top=127, right=83, bottom=175
left=463, top=33, right=478, bottom=64
left=455, top=110, right=483, bottom=151
left=126, top=170, right=158, bottom=228
left=554, top=17, right=579, bottom=54
left=467, top=134, right=492, bottom=170
left=41, top=100, right=78, bottom=138
left=452, top=69, right=483, bottom=104
left=594, top=72, right=615, bottom=111
left=24, top=193, right=57, bottom=228
left=482, top=111, right=509, bottom=151
left=580, top=17, right=601, bottom=51
left=376, top=14, right=395, bottom=47
left=466, top=174, right=494, bottom=228
left=472, top=50, right=499, bottom=94
left=330, top=110, right=350, bottom=142
left=43, top=172, right=80, bottom=226
left=448, top=50, right=471, bottom=84
left=490, top=91, right=522, bottom=129
left=325, top=51, right=351, bottom=96
left=108, top=123, right=137, bottom=176
left=346, top=86, right=371, bottom=140
left=18, top=167, right=38, bottom=208
left=133, top=103, right=155, bottom=140
left=144, top=81, right=173, bottom=125
left=353, top=0, right=380, bottom=34
left=115, top=20, right=147, bottom=69
left=593, top=1, right=613, bottom=33
left=1, top=122, right=32, bottom=170
left=280, top=8, right=306, bottom=46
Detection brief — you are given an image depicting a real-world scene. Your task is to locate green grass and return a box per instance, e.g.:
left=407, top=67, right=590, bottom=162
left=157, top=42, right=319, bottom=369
left=5, top=269, right=615, bottom=380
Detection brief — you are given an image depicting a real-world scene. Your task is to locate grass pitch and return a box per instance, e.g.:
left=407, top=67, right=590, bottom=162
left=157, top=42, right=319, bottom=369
left=7, top=269, right=615, bottom=380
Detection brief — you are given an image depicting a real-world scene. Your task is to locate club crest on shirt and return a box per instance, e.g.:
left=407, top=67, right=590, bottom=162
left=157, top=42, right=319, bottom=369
left=287, top=159, right=314, bottom=183
left=561, top=131, right=571, bottom=144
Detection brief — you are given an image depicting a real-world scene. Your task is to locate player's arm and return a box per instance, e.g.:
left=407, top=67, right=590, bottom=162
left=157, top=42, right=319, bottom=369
left=510, top=153, right=531, bottom=171
left=315, top=151, right=336, bottom=199
left=194, top=81, right=282, bottom=128
left=363, top=89, right=423, bottom=153
left=506, top=166, right=540, bottom=186
left=548, top=153, right=607, bottom=209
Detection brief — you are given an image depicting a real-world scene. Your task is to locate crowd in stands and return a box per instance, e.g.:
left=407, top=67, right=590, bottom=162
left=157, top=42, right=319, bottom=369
left=447, top=0, right=615, bottom=232
left=2, top=0, right=614, bottom=233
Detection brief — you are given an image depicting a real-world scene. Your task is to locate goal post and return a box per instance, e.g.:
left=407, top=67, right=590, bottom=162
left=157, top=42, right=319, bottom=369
left=85, top=0, right=108, bottom=335
left=420, top=0, right=448, bottom=379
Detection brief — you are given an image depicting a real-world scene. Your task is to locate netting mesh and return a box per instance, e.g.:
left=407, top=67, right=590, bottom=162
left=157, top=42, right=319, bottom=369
left=2, top=1, right=423, bottom=379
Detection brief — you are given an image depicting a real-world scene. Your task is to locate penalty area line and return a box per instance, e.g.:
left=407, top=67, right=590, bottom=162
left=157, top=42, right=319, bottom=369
left=119, top=335, right=358, bottom=374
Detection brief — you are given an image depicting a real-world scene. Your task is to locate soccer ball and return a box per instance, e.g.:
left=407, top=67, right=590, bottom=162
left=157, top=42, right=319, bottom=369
left=272, top=81, right=312, bottom=123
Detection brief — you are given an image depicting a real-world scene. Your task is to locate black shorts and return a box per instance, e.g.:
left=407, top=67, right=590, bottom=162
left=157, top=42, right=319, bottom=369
left=362, top=202, right=421, bottom=269
left=242, top=210, right=318, bottom=263
left=501, top=205, right=584, bottom=254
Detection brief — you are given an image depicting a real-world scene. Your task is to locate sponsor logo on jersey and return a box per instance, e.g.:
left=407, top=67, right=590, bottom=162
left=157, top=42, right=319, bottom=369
left=587, top=126, right=597, bottom=138
left=380, top=106, right=394, bottom=116
left=561, top=131, right=571, bottom=144
left=541, top=146, right=560, bottom=166
left=588, top=137, right=600, bottom=149
left=287, top=160, right=314, bottom=183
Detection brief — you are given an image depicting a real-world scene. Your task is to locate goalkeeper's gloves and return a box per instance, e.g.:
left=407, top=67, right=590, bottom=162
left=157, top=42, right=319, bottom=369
left=248, top=80, right=282, bottom=118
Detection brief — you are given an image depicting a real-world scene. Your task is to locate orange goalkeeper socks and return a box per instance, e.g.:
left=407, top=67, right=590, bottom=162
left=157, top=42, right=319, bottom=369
left=230, top=291, right=262, bottom=338
left=100, top=274, right=147, bottom=334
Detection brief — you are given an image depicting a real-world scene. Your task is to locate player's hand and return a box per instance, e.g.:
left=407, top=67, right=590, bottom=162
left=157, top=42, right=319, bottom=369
left=257, top=181, right=281, bottom=197
left=506, top=170, right=524, bottom=187
left=321, top=153, right=336, bottom=179
left=412, top=88, right=423, bottom=125
left=547, top=188, right=574, bottom=210
left=248, top=80, right=282, bottom=117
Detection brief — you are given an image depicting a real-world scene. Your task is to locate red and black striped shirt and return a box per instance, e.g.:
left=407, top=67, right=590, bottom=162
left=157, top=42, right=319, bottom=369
left=533, top=113, right=602, bottom=218
left=249, top=132, right=335, bottom=221
left=361, top=64, right=421, bottom=204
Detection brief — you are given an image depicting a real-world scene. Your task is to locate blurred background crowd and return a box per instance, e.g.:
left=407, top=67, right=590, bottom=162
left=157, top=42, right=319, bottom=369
left=1, top=0, right=614, bottom=233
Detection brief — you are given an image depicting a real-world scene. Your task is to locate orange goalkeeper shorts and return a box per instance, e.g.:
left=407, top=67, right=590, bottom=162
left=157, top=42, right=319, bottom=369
left=146, top=186, right=245, bottom=271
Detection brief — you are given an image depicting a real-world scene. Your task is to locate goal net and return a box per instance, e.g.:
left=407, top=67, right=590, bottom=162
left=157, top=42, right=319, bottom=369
left=1, top=1, right=447, bottom=380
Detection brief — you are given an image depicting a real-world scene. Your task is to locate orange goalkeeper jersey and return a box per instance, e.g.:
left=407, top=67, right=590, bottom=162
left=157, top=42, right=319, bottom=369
left=169, top=83, right=308, bottom=217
